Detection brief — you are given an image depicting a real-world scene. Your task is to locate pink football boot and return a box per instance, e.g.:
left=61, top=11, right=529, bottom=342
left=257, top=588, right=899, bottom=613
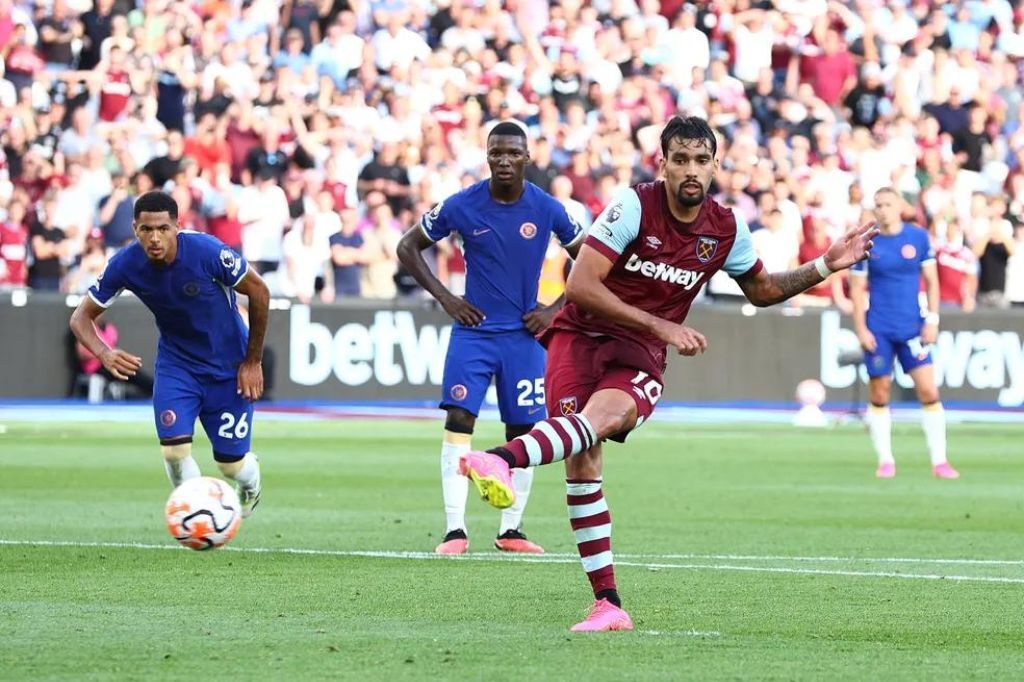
left=876, top=462, right=896, bottom=479
left=570, top=599, right=634, bottom=632
left=932, top=462, right=960, bottom=479
left=459, top=452, right=515, bottom=509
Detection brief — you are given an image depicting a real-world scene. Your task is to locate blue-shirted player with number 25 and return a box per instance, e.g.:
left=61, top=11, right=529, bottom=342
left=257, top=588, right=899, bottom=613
left=398, top=122, right=584, bottom=555
left=70, top=191, right=270, bottom=516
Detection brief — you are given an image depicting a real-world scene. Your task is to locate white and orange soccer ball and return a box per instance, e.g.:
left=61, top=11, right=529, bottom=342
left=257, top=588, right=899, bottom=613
left=165, top=477, right=242, bottom=551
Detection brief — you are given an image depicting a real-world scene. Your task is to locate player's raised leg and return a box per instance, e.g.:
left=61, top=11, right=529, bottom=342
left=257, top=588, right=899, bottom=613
left=908, top=363, right=959, bottom=479
left=201, top=378, right=261, bottom=516
left=153, top=373, right=203, bottom=487
left=459, top=411, right=599, bottom=508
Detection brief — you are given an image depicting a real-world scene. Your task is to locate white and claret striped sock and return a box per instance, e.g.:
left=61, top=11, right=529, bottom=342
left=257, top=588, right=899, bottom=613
left=567, top=479, right=616, bottom=599
left=488, top=415, right=598, bottom=468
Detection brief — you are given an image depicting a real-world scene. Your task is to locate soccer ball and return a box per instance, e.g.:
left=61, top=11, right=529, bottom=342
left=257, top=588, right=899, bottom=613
left=795, top=378, right=827, bottom=407
left=165, top=476, right=242, bottom=551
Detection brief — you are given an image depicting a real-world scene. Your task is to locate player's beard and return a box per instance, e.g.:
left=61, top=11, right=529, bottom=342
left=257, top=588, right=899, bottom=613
left=676, top=181, right=706, bottom=207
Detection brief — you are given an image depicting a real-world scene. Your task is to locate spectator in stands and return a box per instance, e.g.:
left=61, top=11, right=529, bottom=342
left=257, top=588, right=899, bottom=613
left=935, top=219, right=979, bottom=312
left=281, top=209, right=333, bottom=304
left=973, top=202, right=1016, bottom=308
left=0, top=195, right=28, bottom=288
left=330, top=207, right=366, bottom=299
left=0, top=0, right=1019, bottom=311
left=96, top=171, right=135, bottom=253
left=27, top=190, right=70, bottom=290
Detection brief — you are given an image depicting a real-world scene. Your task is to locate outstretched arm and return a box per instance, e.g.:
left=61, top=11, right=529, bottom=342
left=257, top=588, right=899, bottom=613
left=396, top=226, right=484, bottom=326
left=738, top=222, right=877, bottom=307
left=69, top=297, right=142, bottom=380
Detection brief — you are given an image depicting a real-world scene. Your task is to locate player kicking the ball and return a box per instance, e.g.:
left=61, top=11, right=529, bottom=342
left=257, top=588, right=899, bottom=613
left=458, top=116, right=878, bottom=631
left=398, top=122, right=583, bottom=555
left=70, top=191, right=269, bottom=516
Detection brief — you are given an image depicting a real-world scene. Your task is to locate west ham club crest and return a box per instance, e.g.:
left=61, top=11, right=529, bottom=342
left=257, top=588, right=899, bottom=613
left=696, top=236, right=718, bottom=263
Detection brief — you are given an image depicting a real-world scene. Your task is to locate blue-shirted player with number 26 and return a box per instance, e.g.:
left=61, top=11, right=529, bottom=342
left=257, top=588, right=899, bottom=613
left=70, top=191, right=270, bottom=516
left=398, top=122, right=584, bottom=555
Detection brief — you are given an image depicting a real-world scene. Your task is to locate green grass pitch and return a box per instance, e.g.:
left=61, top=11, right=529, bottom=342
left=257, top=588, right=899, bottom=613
left=1, top=418, right=1023, bottom=680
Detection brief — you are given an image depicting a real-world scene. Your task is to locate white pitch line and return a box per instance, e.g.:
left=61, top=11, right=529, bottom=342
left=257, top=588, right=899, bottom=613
left=641, top=630, right=722, bottom=638
left=2, top=539, right=1023, bottom=584
left=622, top=553, right=1024, bottom=567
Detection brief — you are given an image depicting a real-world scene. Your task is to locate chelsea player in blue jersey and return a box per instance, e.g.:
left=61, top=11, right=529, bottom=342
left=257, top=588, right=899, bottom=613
left=397, top=122, right=584, bottom=554
left=69, top=191, right=271, bottom=514
left=850, top=188, right=959, bottom=480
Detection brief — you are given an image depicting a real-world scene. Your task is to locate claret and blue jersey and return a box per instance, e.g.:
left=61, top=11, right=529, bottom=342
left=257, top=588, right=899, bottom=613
left=419, top=180, right=584, bottom=422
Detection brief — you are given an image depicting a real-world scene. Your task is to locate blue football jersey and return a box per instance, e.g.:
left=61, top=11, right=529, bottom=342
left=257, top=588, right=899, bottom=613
left=88, top=232, right=250, bottom=379
left=419, top=180, right=583, bottom=332
left=851, top=223, right=934, bottom=336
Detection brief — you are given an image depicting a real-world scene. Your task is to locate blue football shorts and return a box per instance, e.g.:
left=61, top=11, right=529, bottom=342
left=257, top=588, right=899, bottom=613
left=864, top=328, right=933, bottom=378
left=440, top=328, right=547, bottom=425
left=152, top=369, right=253, bottom=461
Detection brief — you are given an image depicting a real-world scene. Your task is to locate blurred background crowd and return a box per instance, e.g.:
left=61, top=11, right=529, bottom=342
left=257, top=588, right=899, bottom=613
left=1, top=0, right=1023, bottom=311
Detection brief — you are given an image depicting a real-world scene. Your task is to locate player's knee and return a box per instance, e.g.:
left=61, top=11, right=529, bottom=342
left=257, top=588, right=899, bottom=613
left=216, top=453, right=248, bottom=477
left=161, top=442, right=192, bottom=462
left=444, top=408, right=476, bottom=435
left=581, top=404, right=634, bottom=439
left=505, top=423, right=533, bottom=441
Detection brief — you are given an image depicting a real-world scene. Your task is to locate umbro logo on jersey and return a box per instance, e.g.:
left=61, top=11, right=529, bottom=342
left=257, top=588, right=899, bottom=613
left=645, top=236, right=662, bottom=249
left=624, top=253, right=705, bottom=289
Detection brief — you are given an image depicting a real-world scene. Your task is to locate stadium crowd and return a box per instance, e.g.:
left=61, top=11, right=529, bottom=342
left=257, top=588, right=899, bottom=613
left=1, top=0, right=1023, bottom=310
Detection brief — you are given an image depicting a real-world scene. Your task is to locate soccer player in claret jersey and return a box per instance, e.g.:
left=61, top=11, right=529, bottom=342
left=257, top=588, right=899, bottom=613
left=458, top=116, right=878, bottom=631
left=397, top=122, right=584, bottom=555
left=850, top=188, right=959, bottom=480
left=70, top=191, right=270, bottom=515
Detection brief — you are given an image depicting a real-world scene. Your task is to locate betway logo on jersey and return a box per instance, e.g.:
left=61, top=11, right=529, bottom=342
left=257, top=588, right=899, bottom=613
left=290, top=306, right=450, bottom=386
left=623, top=253, right=705, bottom=289
left=819, top=311, right=1024, bottom=407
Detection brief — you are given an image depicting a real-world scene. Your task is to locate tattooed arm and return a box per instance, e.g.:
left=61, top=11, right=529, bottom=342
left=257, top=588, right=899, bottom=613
left=738, top=261, right=826, bottom=307
left=738, top=222, right=879, bottom=308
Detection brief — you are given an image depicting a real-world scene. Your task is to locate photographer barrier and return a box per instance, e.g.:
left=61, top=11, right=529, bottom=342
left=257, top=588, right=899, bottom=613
left=1, top=293, right=1022, bottom=406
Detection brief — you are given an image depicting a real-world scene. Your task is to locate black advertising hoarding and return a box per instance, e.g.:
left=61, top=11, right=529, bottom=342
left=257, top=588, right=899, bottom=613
left=1, top=294, right=1022, bottom=406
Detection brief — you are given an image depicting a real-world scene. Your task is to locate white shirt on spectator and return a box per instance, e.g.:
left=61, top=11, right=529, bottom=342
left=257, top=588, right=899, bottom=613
left=732, top=23, right=775, bottom=83
left=752, top=227, right=799, bottom=274
left=662, top=27, right=708, bottom=88
left=441, top=26, right=486, bottom=54
left=372, top=28, right=431, bottom=72
left=281, top=219, right=333, bottom=299
left=311, top=33, right=365, bottom=76
left=238, top=184, right=290, bottom=264
left=202, top=60, right=258, bottom=101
